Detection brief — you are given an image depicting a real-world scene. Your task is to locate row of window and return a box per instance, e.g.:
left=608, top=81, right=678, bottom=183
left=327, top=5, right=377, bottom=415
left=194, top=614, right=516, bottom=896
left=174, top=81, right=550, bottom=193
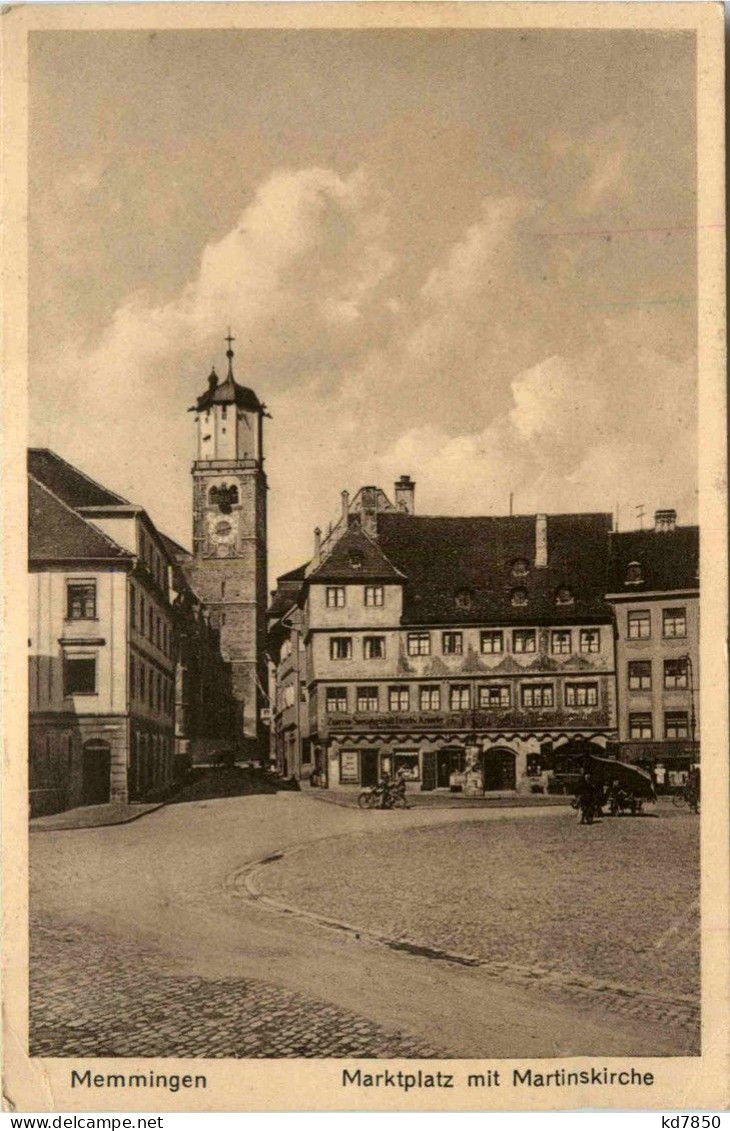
left=130, top=730, right=174, bottom=798
left=324, top=584, right=578, bottom=611
left=627, top=608, right=687, bottom=639
left=129, top=654, right=175, bottom=717
left=328, top=627, right=602, bottom=661
left=325, top=681, right=599, bottom=714
left=326, top=585, right=385, bottom=608
left=139, top=530, right=167, bottom=592
left=629, top=712, right=690, bottom=739
left=628, top=659, right=690, bottom=691
left=130, top=583, right=173, bottom=657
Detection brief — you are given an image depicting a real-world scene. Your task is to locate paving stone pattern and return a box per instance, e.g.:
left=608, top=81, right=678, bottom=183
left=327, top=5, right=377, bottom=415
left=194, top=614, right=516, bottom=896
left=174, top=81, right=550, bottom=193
left=30, top=921, right=443, bottom=1059
left=259, top=811, right=701, bottom=1045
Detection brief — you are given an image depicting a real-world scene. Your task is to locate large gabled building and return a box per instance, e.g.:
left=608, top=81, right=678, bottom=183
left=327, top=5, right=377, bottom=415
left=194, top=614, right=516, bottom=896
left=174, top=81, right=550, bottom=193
left=27, top=448, right=238, bottom=815
left=28, top=450, right=177, bottom=813
left=269, top=482, right=619, bottom=794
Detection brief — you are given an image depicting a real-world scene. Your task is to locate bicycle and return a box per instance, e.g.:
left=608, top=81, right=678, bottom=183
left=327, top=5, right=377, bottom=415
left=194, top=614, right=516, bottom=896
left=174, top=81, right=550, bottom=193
left=357, top=785, right=409, bottom=810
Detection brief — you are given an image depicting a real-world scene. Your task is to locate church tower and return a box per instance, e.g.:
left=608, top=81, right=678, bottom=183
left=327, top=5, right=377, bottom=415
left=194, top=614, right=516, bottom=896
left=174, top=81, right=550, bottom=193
left=185, top=333, right=269, bottom=760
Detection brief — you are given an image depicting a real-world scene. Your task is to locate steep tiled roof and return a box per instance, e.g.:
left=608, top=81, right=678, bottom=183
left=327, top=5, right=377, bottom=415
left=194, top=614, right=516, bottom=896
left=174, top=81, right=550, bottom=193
left=375, top=512, right=613, bottom=625
left=278, top=562, right=308, bottom=583
left=307, top=523, right=405, bottom=583
left=28, top=476, right=132, bottom=564
left=159, top=531, right=192, bottom=562
left=28, top=449, right=128, bottom=508
left=607, top=527, right=699, bottom=594
left=268, top=590, right=297, bottom=622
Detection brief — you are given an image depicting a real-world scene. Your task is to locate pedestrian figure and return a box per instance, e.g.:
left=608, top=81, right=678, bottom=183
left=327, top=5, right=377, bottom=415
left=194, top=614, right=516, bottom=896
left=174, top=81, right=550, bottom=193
left=379, top=770, right=392, bottom=809
left=391, top=768, right=408, bottom=807
left=575, top=771, right=596, bottom=825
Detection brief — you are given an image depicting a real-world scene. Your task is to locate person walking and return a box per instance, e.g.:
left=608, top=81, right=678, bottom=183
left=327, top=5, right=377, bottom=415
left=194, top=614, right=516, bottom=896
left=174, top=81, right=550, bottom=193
left=575, top=771, right=596, bottom=825
left=391, top=768, right=409, bottom=808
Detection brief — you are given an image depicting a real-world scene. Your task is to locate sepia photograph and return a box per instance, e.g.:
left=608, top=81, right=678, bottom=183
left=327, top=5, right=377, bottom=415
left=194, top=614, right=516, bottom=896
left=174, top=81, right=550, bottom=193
left=2, top=0, right=727, bottom=1114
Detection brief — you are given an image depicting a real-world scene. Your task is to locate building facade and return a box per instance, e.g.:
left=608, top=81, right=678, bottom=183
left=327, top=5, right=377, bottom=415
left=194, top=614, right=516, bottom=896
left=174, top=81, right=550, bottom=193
left=28, top=448, right=239, bottom=815
left=607, top=510, right=700, bottom=789
left=269, top=482, right=619, bottom=793
left=182, top=340, right=269, bottom=760
left=28, top=451, right=177, bottom=813
left=160, top=532, right=236, bottom=770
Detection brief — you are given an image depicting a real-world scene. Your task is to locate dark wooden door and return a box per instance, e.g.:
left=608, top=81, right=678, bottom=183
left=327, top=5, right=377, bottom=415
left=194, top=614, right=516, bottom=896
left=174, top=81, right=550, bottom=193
left=361, top=749, right=379, bottom=786
left=482, top=748, right=516, bottom=791
left=82, top=742, right=111, bottom=805
left=437, top=750, right=452, bottom=788
left=437, top=747, right=464, bottom=788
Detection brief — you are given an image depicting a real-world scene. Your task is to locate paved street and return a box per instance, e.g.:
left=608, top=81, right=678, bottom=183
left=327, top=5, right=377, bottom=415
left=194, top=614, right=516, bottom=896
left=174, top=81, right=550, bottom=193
left=31, top=793, right=698, bottom=1058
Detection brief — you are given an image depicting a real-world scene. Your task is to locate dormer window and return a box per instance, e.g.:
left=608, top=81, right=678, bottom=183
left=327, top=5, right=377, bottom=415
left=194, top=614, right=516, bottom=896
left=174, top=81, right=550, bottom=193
left=555, top=586, right=574, bottom=606
left=625, top=561, right=643, bottom=586
left=349, top=550, right=364, bottom=570
left=511, top=587, right=529, bottom=607
left=512, top=559, right=530, bottom=578
left=455, top=589, right=473, bottom=611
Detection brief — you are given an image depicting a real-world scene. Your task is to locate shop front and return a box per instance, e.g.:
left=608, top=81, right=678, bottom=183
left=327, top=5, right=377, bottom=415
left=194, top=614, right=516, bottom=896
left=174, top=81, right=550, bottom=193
left=619, top=740, right=700, bottom=793
left=323, top=728, right=614, bottom=792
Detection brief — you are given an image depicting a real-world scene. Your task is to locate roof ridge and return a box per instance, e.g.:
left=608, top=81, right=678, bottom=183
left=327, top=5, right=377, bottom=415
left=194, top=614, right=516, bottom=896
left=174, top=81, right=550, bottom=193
left=28, top=474, right=133, bottom=558
left=28, top=448, right=129, bottom=505
left=380, top=511, right=613, bottom=520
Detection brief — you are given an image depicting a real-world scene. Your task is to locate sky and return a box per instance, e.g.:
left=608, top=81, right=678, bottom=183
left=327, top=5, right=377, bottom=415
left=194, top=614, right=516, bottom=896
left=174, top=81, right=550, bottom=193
left=29, top=28, right=698, bottom=582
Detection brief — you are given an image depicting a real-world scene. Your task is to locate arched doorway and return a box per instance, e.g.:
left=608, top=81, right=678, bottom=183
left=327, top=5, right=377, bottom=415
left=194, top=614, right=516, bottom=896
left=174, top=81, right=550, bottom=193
left=81, top=740, right=111, bottom=806
left=482, top=746, right=517, bottom=791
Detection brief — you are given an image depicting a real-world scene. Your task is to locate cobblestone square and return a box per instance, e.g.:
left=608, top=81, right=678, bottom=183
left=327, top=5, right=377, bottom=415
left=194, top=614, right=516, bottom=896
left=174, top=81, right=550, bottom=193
left=30, top=795, right=699, bottom=1059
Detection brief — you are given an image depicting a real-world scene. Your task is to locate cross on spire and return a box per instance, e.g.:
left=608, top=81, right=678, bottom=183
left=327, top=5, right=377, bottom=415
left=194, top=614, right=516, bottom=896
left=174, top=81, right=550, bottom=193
left=225, top=327, right=235, bottom=377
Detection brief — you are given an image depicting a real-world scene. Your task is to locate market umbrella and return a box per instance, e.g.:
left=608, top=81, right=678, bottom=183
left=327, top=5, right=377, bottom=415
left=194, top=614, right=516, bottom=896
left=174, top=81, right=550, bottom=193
left=583, top=755, right=656, bottom=799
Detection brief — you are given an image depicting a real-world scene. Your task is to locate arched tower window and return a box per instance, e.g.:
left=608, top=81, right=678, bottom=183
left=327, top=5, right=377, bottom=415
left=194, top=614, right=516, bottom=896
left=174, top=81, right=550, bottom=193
left=209, top=484, right=239, bottom=513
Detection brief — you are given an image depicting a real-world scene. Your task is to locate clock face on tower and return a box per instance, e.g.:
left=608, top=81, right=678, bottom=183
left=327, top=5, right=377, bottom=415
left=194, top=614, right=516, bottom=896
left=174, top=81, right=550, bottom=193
left=207, top=510, right=239, bottom=556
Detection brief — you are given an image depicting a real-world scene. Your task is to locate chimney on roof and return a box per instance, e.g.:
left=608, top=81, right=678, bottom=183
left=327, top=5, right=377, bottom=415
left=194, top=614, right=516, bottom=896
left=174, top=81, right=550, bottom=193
left=361, top=509, right=378, bottom=539
left=394, top=475, right=416, bottom=515
left=313, top=526, right=322, bottom=566
left=654, top=508, right=677, bottom=533
left=535, top=514, right=548, bottom=568
left=341, top=489, right=350, bottom=524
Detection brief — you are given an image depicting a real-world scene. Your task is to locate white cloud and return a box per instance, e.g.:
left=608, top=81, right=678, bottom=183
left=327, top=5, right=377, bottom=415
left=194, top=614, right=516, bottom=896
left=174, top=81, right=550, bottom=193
left=370, top=345, right=697, bottom=530
left=32, top=162, right=697, bottom=580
